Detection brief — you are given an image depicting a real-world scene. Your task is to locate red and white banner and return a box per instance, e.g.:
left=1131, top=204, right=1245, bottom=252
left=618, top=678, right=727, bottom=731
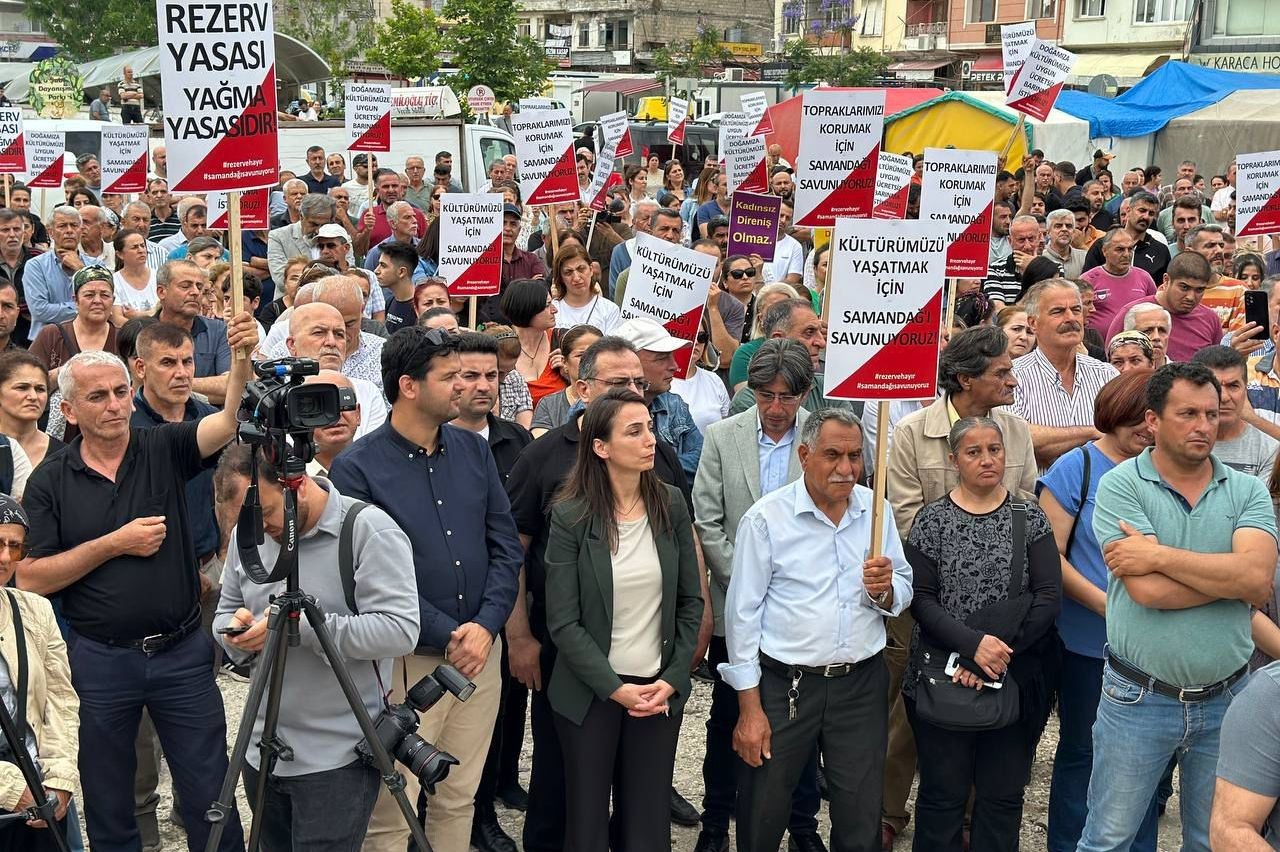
left=598, top=110, right=633, bottom=159
left=920, top=148, right=997, bottom=278
left=740, top=91, right=774, bottom=136
left=207, top=189, right=269, bottom=229
left=512, top=107, right=579, bottom=206
left=157, top=0, right=278, bottom=192
left=438, top=194, right=504, bottom=297
left=823, top=219, right=947, bottom=401
left=724, top=131, right=768, bottom=195
left=667, top=97, right=690, bottom=145
left=1000, top=22, right=1037, bottom=94
left=345, top=82, right=391, bottom=153
left=1006, top=40, right=1075, bottom=121
left=582, top=143, right=618, bottom=210
left=618, top=232, right=712, bottom=379
left=1236, top=150, right=1280, bottom=238
left=22, top=129, right=63, bottom=188
left=873, top=152, right=913, bottom=220
left=0, top=109, right=24, bottom=175
left=100, top=125, right=150, bottom=193
left=793, top=89, right=884, bottom=227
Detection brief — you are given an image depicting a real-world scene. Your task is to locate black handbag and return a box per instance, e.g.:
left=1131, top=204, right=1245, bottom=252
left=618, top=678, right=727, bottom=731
left=913, top=502, right=1029, bottom=732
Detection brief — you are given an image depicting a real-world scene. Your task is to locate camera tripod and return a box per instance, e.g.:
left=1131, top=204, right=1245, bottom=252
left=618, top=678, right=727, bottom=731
left=0, top=679, right=70, bottom=852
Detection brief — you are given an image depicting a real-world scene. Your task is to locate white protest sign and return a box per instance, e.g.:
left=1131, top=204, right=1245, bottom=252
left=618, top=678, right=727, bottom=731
left=438, top=194, right=504, bottom=297
left=1006, top=40, right=1075, bottom=122
left=581, top=144, right=618, bottom=210
left=725, top=132, right=768, bottom=195
left=157, top=0, right=278, bottom=191
left=100, top=125, right=150, bottom=193
left=519, top=98, right=555, bottom=111
left=919, top=148, right=997, bottom=277
left=717, top=112, right=754, bottom=156
left=619, top=232, right=714, bottom=378
left=740, top=91, right=774, bottom=136
left=598, top=110, right=633, bottom=158
left=667, top=97, right=690, bottom=145
left=23, top=129, right=63, bottom=188
left=0, top=109, right=23, bottom=174
left=345, top=82, right=391, bottom=153
left=1236, top=151, right=1280, bottom=238
left=208, top=188, right=269, bottom=229
left=512, top=107, right=578, bottom=206
left=1001, top=22, right=1037, bottom=94
left=872, top=152, right=913, bottom=219
left=823, top=219, right=947, bottom=401
left=793, top=89, right=884, bottom=227
left=466, top=84, right=495, bottom=113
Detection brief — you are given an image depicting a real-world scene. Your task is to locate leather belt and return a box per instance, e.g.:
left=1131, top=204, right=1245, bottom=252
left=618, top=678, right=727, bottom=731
left=81, top=607, right=203, bottom=656
left=1107, top=652, right=1247, bottom=703
left=761, top=651, right=881, bottom=679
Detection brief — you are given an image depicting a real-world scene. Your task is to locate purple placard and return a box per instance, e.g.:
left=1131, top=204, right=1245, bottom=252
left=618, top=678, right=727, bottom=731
left=726, top=191, right=782, bottom=263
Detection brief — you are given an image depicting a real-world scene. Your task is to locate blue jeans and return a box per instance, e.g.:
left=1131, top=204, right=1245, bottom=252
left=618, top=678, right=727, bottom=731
left=241, top=759, right=379, bottom=852
left=1048, top=651, right=1158, bottom=852
left=1076, top=659, right=1248, bottom=852
left=67, top=628, right=244, bottom=852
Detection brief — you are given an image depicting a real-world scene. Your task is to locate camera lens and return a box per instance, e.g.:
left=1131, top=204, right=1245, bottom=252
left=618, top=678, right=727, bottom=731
left=396, top=735, right=459, bottom=794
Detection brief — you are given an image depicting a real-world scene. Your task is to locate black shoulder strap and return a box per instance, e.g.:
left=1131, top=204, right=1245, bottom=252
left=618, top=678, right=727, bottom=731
left=5, top=590, right=26, bottom=741
left=1009, top=501, right=1028, bottom=599
left=339, top=502, right=371, bottom=615
left=55, top=322, right=79, bottom=359
left=0, top=436, right=13, bottom=497
left=1065, top=445, right=1093, bottom=553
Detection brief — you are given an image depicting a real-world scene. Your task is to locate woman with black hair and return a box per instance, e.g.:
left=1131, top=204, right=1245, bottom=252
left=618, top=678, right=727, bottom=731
left=501, top=278, right=565, bottom=409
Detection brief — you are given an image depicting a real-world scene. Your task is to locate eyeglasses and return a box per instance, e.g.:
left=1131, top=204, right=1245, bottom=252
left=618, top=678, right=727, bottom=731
left=696, top=331, right=709, bottom=344
left=589, top=376, right=651, bottom=393
left=727, top=268, right=753, bottom=279
left=756, top=391, right=803, bottom=406
left=0, top=540, right=25, bottom=559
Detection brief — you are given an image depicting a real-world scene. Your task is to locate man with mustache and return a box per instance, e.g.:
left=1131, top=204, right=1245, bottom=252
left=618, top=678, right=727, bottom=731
left=1010, top=279, right=1119, bottom=469
left=154, top=260, right=232, bottom=403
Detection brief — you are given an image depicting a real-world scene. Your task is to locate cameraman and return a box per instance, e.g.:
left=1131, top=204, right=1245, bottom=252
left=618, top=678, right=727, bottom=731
left=213, top=443, right=420, bottom=850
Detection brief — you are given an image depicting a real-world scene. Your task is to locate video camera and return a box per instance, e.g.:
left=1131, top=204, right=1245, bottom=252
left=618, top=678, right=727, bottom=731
left=239, top=357, right=356, bottom=443
left=356, top=665, right=475, bottom=793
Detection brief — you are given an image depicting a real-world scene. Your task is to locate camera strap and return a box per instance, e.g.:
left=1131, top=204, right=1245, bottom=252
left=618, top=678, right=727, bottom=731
left=4, top=591, right=27, bottom=748
left=338, top=501, right=392, bottom=709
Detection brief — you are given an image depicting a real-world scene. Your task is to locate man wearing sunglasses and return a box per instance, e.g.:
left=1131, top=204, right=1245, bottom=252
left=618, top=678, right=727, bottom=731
left=576, top=149, right=594, bottom=192
left=314, top=224, right=384, bottom=322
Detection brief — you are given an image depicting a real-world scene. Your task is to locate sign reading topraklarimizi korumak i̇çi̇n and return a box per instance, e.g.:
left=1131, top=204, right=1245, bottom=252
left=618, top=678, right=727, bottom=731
left=438, top=194, right=505, bottom=298
left=740, top=91, right=775, bottom=137
left=823, top=219, right=947, bottom=401
left=667, top=97, right=690, bottom=145
left=156, top=0, right=279, bottom=192
left=100, top=124, right=150, bottom=193
left=873, top=152, right=913, bottom=220
left=619, top=232, right=713, bottom=380
left=512, top=107, right=579, bottom=206
left=598, top=109, right=633, bottom=159
left=1235, top=150, right=1280, bottom=238
left=919, top=147, right=997, bottom=278
left=792, top=89, right=885, bottom=227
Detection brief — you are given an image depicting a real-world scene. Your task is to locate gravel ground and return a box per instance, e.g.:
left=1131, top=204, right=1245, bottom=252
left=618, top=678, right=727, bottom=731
left=143, top=673, right=1190, bottom=851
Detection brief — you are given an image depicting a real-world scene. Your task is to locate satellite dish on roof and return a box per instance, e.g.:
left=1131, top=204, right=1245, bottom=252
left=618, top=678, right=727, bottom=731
left=1087, top=74, right=1119, bottom=98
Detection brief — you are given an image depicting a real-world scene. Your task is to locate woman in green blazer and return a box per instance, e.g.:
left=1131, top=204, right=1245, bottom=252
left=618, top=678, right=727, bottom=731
left=544, top=388, right=703, bottom=852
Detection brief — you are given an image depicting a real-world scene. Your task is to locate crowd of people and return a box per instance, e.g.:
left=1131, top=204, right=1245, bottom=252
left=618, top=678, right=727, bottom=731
left=0, top=131, right=1273, bottom=852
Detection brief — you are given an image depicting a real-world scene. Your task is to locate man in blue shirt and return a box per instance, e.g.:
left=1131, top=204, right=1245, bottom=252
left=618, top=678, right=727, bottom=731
left=695, top=169, right=730, bottom=239
left=330, top=326, right=523, bottom=852
left=614, top=317, right=703, bottom=478
left=154, top=261, right=231, bottom=403
left=24, top=206, right=96, bottom=341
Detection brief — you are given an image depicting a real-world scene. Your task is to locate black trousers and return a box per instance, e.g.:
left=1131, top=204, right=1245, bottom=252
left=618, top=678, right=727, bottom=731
left=0, top=820, right=70, bottom=852
left=736, top=654, right=888, bottom=852
left=521, top=643, right=566, bottom=852
left=905, top=699, right=1036, bottom=852
left=553, top=679, right=682, bottom=852
left=474, top=630, right=528, bottom=817
left=702, top=635, right=821, bottom=834
left=241, top=759, right=379, bottom=852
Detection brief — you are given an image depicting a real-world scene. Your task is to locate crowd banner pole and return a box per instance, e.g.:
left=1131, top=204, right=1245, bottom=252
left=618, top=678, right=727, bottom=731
left=944, top=277, right=957, bottom=336
left=1000, top=114, right=1026, bottom=160
left=548, top=205, right=560, bottom=256
left=870, top=401, right=890, bottom=558
left=4, top=175, right=9, bottom=208
left=228, top=191, right=247, bottom=360
left=469, top=296, right=478, bottom=330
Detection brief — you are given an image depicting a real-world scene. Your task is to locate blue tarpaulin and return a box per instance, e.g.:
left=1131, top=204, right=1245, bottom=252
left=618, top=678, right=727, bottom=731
left=1055, top=60, right=1280, bottom=139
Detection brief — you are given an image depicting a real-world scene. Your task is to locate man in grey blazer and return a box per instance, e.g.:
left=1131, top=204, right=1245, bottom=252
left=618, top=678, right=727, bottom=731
left=692, top=338, right=826, bottom=852
left=266, top=193, right=336, bottom=284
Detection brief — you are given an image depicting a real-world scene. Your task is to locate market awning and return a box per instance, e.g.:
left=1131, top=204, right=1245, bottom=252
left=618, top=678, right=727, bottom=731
left=971, top=53, right=1002, bottom=72
left=887, top=59, right=952, bottom=72
left=576, top=77, right=660, bottom=96
left=1068, top=51, right=1169, bottom=84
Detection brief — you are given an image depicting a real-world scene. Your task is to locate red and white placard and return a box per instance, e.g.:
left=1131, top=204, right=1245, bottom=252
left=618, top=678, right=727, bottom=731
left=872, top=152, right=913, bottom=220
left=207, top=188, right=269, bottom=229
left=1000, top=22, right=1037, bottom=94
left=793, top=89, right=884, bottom=227
left=920, top=148, right=997, bottom=277
left=598, top=110, right=633, bottom=159
left=345, top=82, right=391, bottom=153
left=23, top=129, right=63, bottom=188
left=740, top=91, right=774, bottom=136
left=512, top=107, right=579, bottom=206
left=0, top=109, right=24, bottom=174
left=1006, top=40, right=1076, bottom=122
left=1235, top=150, right=1280, bottom=238
left=618, top=232, right=713, bottom=379
left=101, top=125, right=151, bottom=193
left=438, top=194, right=504, bottom=298
left=667, top=97, right=690, bottom=145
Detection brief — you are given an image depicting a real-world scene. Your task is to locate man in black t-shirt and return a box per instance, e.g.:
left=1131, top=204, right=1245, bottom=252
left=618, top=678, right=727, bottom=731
left=374, top=240, right=419, bottom=333
left=20, top=312, right=258, bottom=852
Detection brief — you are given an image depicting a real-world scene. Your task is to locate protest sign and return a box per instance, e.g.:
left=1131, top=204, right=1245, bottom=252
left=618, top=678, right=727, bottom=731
left=667, top=97, right=690, bottom=145
left=598, top=110, right=633, bottom=158
left=740, top=91, right=774, bottom=136
left=466, top=84, right=495, bottom=114
left=727, top=192, right=781, bottom=261
left=512, top=107, right=578, bottom=206
left=873, top=152, right=913, bottom=219
left=718, top=112, right=754, bottom=155
left=156, top=0, right=278, bottom=191
left=100, top=125, right=150, bottom=193
left=519, top=98, right=555, bottom=111
left=0, top=109, right=24, bottom=174
left=208, top=188, right=269, bottom=229
left=619, top=232, right=714, bottom=378
left=1006, top=40, right=1075, bottom=122
left=823, top=219, right=947, bottom=401
left=582, top=144, right=618, bottom=210
left=1001, top=22, right=1037, bottom=94
left=919, top=147, right=997, bottom=277
left=23, top=129, right=63, bottom=188
left=438, top=194, right=504, bottom=298
left=793, top=89, right=884, bottom=227
left=1236, top=150, right=1280, bottom=238
left=345, top=82, right=391, bottom=152
left=724, top=132, right=768, bottom=195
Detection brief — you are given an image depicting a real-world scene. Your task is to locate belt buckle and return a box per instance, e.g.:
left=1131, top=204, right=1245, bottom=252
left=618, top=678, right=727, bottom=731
left=1178, top=685, right=1207, bottom=702
left=140, top=633, right=166, bottom=655
left=823, top=663, right=847, bottom=678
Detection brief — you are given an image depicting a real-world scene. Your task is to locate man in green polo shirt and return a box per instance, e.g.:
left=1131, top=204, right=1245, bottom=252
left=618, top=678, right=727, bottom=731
left=1079, top=361, right=1278, bottom=852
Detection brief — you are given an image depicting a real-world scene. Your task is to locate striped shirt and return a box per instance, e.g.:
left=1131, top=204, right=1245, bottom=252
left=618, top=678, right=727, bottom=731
left=145, top=240, right=169, bottom=271
left=1010, top=347, right=1118, bottom=429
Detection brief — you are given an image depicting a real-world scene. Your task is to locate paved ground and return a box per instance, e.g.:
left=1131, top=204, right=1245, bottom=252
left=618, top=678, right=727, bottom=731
left=141, top=674, right=1191, bottom=850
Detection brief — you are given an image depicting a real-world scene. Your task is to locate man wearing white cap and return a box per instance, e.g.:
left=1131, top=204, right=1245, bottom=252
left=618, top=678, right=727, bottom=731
left=614, top=316, right=704, bottom=478
left=313, top=223, right=385, bottom=321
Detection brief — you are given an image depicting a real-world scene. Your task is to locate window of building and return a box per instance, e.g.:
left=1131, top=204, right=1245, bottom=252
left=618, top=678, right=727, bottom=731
left=969, top=0, right=997, bottom=23
left=1134, top=0, right=1188, bottom=23
left=518, top=21, right=531, bottom=37
left=1214, top=0, right=1280, bottom=35
left=860, top=0, right=884, bottom=34
left=1027, top=0, right=1057, bottom=17
left=578, top=21, right=590, bottom=47
left=1077, top=0, right=1105, bottom=15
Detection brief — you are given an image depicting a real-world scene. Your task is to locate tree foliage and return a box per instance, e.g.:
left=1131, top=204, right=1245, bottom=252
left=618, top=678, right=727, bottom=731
left=781, top=40, right=888, bottom=89
left=369, top=0, right=443, bottom=82
left=439, top=0, right=553, bottom=105
left=274, top=0, right=374, bottom=80
left=653, top=25, right=732, bottom=101
left=25, top=0, right=153, bottom=60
